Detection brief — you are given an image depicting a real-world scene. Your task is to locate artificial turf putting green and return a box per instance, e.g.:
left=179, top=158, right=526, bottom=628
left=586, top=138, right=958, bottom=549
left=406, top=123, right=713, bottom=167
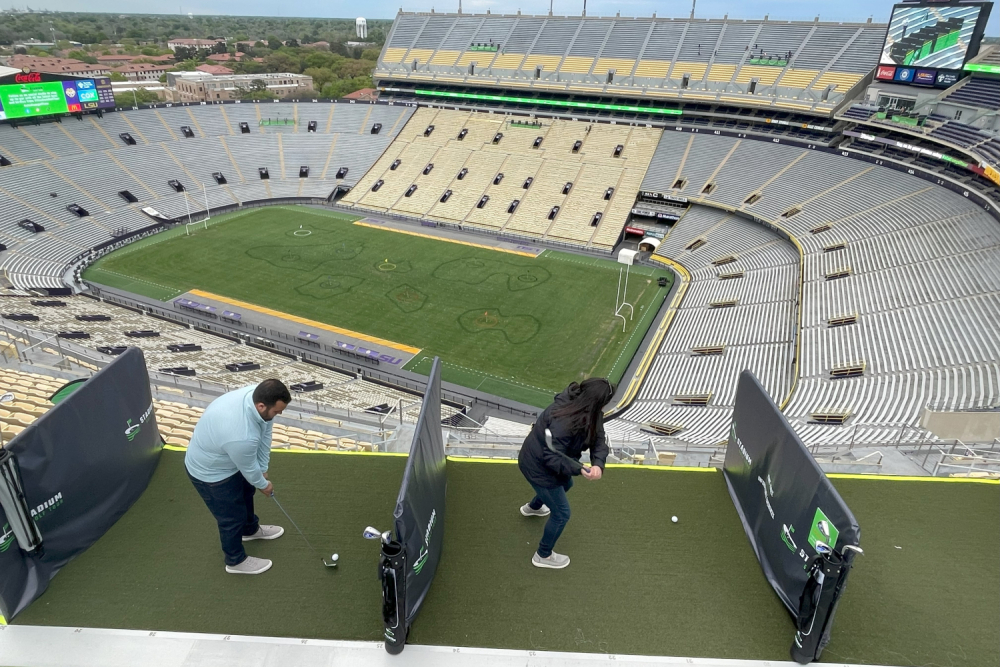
left=82, top=206, right=672, bottom=406
left=14, top=450, right=998, bottom=666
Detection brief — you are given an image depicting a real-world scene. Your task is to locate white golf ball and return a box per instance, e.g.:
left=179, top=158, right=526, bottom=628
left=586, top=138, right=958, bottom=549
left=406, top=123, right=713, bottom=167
left=332, top=553, right=339, bottom=562
left=671, top=516, right=678, bottom=523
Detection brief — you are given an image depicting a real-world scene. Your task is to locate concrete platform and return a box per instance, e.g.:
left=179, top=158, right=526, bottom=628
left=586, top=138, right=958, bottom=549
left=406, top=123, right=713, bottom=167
left=0, top=625, right=903, bottom=667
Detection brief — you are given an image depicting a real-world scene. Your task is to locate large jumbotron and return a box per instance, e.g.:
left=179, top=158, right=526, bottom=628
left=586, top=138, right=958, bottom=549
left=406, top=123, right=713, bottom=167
left=0, top=3, right=997, bottom=667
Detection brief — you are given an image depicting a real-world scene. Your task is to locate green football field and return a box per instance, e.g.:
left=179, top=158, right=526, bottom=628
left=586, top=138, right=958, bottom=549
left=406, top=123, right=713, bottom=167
left=83, top=206, right=672, bottom=405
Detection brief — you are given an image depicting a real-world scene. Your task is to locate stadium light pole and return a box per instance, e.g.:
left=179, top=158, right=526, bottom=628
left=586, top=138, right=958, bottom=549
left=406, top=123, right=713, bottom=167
left=184, top=191, right=192, bottom=225
left=203, top=183, right=210, bottom=221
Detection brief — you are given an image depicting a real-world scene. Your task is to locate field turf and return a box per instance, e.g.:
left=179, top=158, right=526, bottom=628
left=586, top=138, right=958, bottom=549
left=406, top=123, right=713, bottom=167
left=83, top=206, right=671, bottom=406
left=14, top=450, right=999, bottom=666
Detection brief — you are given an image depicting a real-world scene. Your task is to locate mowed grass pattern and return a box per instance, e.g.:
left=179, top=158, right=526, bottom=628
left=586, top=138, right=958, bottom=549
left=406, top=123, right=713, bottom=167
left=84, top=207, right=672, bottom=405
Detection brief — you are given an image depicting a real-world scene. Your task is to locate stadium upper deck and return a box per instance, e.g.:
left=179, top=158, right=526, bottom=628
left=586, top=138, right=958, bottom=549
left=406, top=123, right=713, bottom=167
left=375, top=12, right=888, bottom=114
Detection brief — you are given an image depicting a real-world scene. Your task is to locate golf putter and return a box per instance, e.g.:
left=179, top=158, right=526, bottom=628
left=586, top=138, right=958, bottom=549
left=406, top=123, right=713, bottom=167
left=270, top=493, right=338, bottom=568
left=544, top=428, right=587, bottom=472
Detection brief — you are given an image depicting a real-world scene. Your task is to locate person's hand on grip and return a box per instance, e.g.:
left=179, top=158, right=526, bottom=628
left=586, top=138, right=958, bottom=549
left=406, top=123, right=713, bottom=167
left=259, top=481, right=274, bottom=496
left=581, top=465, right=602, bottom=480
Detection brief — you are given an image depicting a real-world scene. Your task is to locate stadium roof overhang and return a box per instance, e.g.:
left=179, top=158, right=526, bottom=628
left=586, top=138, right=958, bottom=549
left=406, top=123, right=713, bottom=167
left=374, top=71, right=859, bottom=119
left=375, top=80, right=844, bottom=147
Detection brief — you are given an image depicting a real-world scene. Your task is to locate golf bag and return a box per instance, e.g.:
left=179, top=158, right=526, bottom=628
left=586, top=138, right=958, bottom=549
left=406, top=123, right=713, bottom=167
left=791, top=547, right=858, bottom=664
left=379, top=539, right=407, bottom=654
left=0, top=448, right=43, bottom=554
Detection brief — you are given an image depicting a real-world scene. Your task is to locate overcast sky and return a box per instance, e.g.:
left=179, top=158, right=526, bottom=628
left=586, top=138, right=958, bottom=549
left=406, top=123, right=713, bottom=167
left=17, top=0, right=1000, bottom=35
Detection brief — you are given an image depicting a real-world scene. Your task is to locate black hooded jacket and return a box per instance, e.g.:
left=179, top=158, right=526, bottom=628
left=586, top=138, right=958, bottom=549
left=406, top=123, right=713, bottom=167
left=518, top=386, right=610, bottom=489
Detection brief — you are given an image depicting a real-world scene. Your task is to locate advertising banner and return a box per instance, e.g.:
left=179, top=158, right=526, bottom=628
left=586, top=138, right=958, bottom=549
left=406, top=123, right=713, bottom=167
left=723, top=370, right=861, bottom=664
left=0, top=347, right=161, bottom=622
left=386, top=356, right=446, bottom=649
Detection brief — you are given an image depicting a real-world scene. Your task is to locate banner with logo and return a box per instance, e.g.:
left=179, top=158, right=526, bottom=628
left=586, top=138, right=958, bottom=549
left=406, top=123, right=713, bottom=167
left=393, top=356, right=446, bottom=628
left=0, top=347, right=161, bottom=622
left=723, top=370, right=861, bottom=664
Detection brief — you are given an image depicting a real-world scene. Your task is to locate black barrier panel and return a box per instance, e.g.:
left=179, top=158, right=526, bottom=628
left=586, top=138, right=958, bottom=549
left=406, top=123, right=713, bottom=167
left=723, top=370, right=861, bottom=664
left=389, top=356, right=446, bottom=651
left=0, top=347, right=162, bottom=622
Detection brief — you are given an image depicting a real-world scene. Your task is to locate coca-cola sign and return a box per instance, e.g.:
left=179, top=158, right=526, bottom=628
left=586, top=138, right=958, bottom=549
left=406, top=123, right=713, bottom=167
left=14, top=72, right=41, bottom=84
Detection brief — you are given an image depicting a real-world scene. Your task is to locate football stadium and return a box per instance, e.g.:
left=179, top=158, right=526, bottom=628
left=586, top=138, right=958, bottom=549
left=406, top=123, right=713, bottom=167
left=0, top=3, right=998, bottom=667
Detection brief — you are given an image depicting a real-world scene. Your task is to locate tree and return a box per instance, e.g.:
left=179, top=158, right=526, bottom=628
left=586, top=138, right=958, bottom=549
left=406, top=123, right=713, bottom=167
left=67, top=50, right=97, bottom=64
left=212, top=41, right=228, bottom=55
left=173, top=45, right=194, bottom=60
left=303, top=66, right=333, bottom=91
left=113, top=87, right=159, bottom=108
left=265, top=51, right=301, bottom=74
left=285, top=38, right=299, bottom=48
left=110, top=71, right=127, bottom=82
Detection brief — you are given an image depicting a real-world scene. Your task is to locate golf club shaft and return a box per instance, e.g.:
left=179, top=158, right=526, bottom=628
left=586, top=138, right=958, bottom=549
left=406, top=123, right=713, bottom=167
left=271, top=494, right=323, bottom=560
left=545, top=428, right=585, bottom=471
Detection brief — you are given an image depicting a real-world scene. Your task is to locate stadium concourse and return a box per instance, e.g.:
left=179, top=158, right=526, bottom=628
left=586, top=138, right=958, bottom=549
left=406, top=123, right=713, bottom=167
left=0, top=6, right=999, bottom=665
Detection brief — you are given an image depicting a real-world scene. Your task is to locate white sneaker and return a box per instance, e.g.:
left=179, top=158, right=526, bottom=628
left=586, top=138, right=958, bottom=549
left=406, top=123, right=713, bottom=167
left=532, top=551, right=570, bottom=569
left=226, top=556, right=272, bottom=575
left=520, top=503, right=551, bottom=517
left=242, top=525, right=284, bottom=542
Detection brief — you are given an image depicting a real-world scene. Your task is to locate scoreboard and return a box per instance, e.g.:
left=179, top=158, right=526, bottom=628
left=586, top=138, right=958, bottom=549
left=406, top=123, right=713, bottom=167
left=876, top=2, right=992, bottom=88
left=0, top=72, right=116, bottom=121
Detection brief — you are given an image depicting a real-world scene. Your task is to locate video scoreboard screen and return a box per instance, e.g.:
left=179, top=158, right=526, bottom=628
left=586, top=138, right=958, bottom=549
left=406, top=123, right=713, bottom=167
left=876, top=2, right=992, bottom=88
left=0, top=72, right=116, bottom=121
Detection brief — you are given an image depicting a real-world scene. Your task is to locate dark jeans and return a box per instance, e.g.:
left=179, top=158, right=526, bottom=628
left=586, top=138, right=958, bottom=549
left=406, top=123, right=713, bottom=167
left=527, top=478, right=573, bottom=558
left=188, top=470, right=260, bottom=566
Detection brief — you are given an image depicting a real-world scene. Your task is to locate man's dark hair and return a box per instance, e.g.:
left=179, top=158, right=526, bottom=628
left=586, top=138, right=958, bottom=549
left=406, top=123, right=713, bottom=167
left=253, top=379, right=291, bottom=407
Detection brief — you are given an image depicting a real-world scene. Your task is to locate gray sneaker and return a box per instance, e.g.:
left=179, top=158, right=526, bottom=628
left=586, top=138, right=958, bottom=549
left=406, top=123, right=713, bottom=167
left=532, top=551, right=570, bottom=569
left=520, top=503, right=551, bottom=517
left=226, top=556, right=272, bottom=575
left=242, top=525, right=284, bottom=542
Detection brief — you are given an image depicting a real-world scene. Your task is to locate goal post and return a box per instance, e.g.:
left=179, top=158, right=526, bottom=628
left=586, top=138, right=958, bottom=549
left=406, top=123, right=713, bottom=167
left=186, top=219, right=207, bottom=235
left=614, top=249, right=637, bottom=332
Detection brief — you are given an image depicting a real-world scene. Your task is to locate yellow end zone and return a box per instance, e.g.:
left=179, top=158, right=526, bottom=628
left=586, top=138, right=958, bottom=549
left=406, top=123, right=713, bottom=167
left=353, top=221, right=538, bottom=257
left=187, top=289, right=421, bottom=355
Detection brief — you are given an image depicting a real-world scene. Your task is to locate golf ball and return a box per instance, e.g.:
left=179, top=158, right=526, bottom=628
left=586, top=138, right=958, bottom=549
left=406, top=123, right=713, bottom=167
left=671, top=516, right=678, bottom=523
left=332, top=553, right=339, bottom=562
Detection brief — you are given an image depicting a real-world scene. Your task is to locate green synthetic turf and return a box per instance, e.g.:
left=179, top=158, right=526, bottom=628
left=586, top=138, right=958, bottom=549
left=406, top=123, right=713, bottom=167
left=14, top=451, right=999, bottom=666
left=82, top=206, right=672, bottom=406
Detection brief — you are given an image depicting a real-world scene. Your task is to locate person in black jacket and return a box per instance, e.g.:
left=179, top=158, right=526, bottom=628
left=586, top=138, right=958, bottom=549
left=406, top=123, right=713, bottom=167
left=517, top=377, right=614, bottom=569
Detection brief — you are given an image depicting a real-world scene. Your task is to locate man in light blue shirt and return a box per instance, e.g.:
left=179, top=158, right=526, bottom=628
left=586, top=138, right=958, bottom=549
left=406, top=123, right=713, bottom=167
left=185, top=379, right=291, bottom=575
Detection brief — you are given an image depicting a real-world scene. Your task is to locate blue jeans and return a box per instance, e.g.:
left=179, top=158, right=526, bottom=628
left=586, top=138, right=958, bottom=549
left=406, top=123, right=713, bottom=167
left=527, top=478, right=573, bottom=558
left=188, top=470, right=260, bottom=566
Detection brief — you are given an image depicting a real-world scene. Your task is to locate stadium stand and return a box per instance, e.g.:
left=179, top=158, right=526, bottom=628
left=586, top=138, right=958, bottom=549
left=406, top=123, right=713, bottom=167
left=606, top=206, right=798, bottom=445
left=375, top=13, right=887, bottom=111
left=608, top=130, right=1000, bottom=446
left=342, top=107, right=659, bottom=249
left=0, top=293, right=455, bottom=424
left=0, top=103, right=416, bottom=289
left=0, top=364, right=388, bottom=451
left=943, top=76, right=1000, bottom=110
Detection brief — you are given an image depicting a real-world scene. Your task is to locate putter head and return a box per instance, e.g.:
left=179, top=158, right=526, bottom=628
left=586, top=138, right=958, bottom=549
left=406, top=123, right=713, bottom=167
left=322, top=557, right=338, bottom=568
left=842, top=544, right=864, bottom=555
